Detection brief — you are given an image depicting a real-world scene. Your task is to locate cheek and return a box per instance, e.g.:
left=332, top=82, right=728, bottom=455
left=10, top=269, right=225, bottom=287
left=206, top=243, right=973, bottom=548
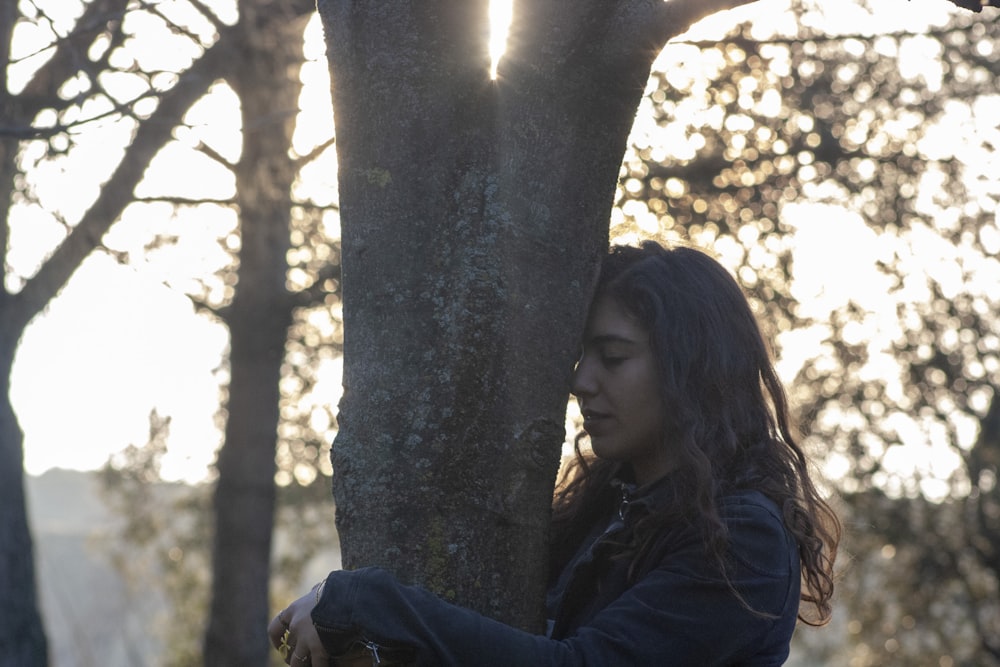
left=636, top=376, right=663, bottom=432
left=637, top=397, right=664, bottom=438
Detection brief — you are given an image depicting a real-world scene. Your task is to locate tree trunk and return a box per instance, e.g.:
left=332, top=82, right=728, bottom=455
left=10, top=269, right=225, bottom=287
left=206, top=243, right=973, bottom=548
left=311, top=0, right=997, bottom=648
left=0, top=6, right=46, bottom=655
left=0, top=336, right=47, bottom=667
left=0, top=8, right=234, bottom=660
left=316, top=0, right=709, bottom=629
left=202, top=2, right=307, bottom=664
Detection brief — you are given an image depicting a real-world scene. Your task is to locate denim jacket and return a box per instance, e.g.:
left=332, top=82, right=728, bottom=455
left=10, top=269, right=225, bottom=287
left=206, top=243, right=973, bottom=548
left=311, top=484, right=800, bottom=666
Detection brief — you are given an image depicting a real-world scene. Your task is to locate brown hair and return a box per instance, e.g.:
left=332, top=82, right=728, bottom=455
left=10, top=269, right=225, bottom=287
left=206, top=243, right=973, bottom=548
left=551, top=241, right=840, bottom=625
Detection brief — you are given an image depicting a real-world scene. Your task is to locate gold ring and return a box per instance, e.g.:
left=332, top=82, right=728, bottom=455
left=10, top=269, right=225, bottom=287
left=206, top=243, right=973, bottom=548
left=278, top=631, right=292, bottom=660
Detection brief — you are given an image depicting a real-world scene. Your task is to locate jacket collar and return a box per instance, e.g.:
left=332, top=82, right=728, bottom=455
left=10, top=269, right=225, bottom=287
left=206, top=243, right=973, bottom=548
left=611, top=469, right=680, bottom=521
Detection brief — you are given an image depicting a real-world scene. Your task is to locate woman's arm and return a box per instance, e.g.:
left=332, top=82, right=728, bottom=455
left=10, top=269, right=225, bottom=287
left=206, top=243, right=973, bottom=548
left=308, top=497, right=798, bottom=667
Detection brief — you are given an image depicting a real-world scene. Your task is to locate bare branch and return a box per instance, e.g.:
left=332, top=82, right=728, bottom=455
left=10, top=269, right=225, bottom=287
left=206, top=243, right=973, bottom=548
left=194, top=141, right=237, bottom=172
left=0, top=4, right=14, bottom=95
left=636, top=0, right=760, bottom=52
left=19, top=0, right=131, bottom=106
left=134, top=195, right=236, bottom=207
left=96, top=244, right=228, bottom=319
left=947, top=0, right=999, bottom=11
left=5, top=24, right=239, bottom=333
left=293, top=136, right=336, bottom=170
left=0, top=86, right=167, bottom=139
left=185, top=290, right=226, bottom=319
left=292, top=262, right=341, bottom=308
left=187, top=0, right=229, bottom=35
left=290, top=201, right=340, bottom=214
left=136, top=0, right=208, bottom=49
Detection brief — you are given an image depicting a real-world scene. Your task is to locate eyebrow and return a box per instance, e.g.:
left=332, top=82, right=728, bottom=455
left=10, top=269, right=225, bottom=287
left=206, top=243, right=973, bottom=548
left=586, top=334, right=640, bottom=346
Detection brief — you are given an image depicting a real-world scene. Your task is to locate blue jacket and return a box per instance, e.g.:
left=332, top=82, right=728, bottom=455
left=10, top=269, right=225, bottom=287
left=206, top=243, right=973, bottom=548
left=311, top=485, right=801, bottom=666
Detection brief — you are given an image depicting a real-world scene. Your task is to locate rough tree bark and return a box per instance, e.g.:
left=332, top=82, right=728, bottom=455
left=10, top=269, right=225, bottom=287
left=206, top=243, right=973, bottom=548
left=316, top=0, right=756, bottom=629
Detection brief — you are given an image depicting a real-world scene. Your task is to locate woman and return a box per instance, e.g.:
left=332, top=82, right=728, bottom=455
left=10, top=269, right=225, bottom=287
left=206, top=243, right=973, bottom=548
left=269, top=241, right=841, bottom=666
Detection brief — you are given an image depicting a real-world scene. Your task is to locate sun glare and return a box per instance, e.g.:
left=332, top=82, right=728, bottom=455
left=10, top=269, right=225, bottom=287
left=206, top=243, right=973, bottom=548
left=489, top=0, right=513, bottom=78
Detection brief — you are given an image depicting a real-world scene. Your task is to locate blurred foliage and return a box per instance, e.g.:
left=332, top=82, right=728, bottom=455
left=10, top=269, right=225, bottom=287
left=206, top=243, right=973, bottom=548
left=614, top=0, right=999, bottom=663
left=97, top=411, right=211, bottom=667
left=97, top=409, right=340, bottom=667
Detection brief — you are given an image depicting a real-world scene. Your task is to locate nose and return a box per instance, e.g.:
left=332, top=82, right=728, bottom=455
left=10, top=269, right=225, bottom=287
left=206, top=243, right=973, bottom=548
left=571, top=353, right=597, bottom=398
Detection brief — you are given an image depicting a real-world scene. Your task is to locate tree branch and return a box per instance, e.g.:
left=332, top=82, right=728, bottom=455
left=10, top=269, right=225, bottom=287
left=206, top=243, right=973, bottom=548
left=291, top=262, right=341, bottom=309
left=947, top=0, right=999, bottom=11
left=18, top=0, right=131, bottom=106
left=194, top=141, right=237, bottom=172
left=293, top=136, right=336, bottom=170
left=184, top=289, right=226, bottom=320
left=187, top=0, right=229, bottom=35
left=133, top=195, right=236, bottom=206
left=645, top=0, right=760, bottom=48
left=136, top=0, right=209, bottom=49
left=6, top=25, right=239, bottom=334
left=0, top=86, right=166, bottom=139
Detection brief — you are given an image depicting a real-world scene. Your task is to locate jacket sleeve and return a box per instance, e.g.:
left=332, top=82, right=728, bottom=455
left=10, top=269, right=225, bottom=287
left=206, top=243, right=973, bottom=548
left=310, top=498, right=799, bottom=667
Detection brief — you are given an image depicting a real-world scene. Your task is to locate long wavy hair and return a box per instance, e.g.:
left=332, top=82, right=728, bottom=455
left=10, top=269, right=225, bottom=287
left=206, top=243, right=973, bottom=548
left=550, top=241, right=840, bottom=625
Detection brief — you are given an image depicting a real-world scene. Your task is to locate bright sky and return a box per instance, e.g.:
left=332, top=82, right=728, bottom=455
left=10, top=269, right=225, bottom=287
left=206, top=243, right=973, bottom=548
left=9, top=0, right=997, bottom=491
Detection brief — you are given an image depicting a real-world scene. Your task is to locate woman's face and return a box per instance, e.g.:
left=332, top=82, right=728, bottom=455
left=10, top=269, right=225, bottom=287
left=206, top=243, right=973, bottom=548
left=572, top=293, right=672, bottom=486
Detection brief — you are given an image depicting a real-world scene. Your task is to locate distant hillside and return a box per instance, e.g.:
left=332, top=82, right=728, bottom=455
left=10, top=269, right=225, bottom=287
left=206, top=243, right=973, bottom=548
left=26, top=468, right=341, bottom=667
left=27, top=468, right=167, bottom=667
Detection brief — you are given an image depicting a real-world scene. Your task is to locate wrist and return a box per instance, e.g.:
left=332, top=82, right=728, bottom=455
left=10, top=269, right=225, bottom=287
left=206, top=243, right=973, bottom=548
left=314, top=577, right=327, bottom=604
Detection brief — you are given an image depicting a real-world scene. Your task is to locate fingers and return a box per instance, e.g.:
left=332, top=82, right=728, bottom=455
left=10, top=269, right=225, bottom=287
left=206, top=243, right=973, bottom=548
left=268, top=607, right=291, bottom=651
left=285, top=620, right=330, bottom=667
left=269, top=592, right=330, bottom=667
left=282, top=635, right=294, bottom=665
left=284, top=631, right=330, bottom=666
left=269, top=607, right=298, bottom=664
left=297, top=634, right=330, bottom=667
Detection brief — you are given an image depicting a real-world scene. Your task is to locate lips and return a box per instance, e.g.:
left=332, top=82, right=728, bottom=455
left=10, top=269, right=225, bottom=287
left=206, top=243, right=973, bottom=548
left=581, top=408, right=613, bottom=432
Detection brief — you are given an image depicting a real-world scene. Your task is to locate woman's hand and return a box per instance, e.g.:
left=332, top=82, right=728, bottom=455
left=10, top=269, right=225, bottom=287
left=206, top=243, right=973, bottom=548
left=268, top=581, right=331, bottom=667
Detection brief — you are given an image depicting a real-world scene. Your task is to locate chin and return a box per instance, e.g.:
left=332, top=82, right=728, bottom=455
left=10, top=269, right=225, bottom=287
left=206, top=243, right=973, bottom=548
left=590, top=443, right=623, bottom=463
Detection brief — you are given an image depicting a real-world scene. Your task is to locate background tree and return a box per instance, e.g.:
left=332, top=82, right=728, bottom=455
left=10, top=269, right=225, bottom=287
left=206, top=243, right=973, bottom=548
left=3, top=1, right=335, bottom=665
left=198, top=1, right=317, bottom=664
left=2, top=0, right=222, bottom=661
